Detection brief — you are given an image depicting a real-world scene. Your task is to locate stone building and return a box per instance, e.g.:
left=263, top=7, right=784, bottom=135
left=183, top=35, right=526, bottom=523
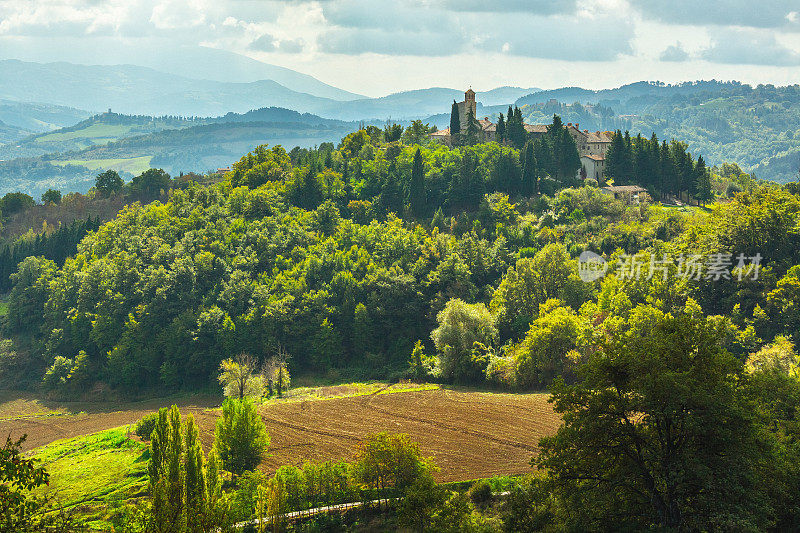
left=430, top=90, right=614, bottom=181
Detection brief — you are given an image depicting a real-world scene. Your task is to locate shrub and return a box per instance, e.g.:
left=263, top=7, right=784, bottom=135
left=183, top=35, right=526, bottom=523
left=135, top=413, right=159, bottom=440
left=468, top=479, right=493, bottom=508
left=213, top=398, right=270, bottom=475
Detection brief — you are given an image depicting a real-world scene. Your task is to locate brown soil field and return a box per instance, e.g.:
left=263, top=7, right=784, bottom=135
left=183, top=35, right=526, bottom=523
left=0, top=386, right=560, bottom=482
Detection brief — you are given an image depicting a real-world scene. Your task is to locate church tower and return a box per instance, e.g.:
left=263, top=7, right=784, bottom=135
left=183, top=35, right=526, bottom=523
left=464, top=88, right=476, bottom=117
left=458, top=88, right=477, bottom=134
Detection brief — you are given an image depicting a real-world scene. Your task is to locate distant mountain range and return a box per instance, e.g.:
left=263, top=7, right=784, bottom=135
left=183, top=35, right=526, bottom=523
left=0, top=59, right=538, bottom=124
left=2, top=54, right=799, bottom=193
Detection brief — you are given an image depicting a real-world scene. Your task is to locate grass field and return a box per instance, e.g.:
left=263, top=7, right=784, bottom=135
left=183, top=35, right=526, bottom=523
left=34, top=124, right=134, bottom=144
left=32, top=427, right=149, bottom=529
left=52, top=156, right=152, bottom=175
left=0, top=384, right=559, bottom=529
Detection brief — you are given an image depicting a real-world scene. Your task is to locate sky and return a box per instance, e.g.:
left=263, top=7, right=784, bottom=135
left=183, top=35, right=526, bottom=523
left=1, top=0, right=799, bottom=97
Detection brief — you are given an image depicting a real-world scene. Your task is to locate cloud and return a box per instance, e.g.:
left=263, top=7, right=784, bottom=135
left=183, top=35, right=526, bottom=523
left=636, top=0, right=800, bottom=30
left=249, top=33, right=276, bottom=52
left=472, top=13, right=634, bottom=61
left=700, top=29, right=800, bottom=66
left=150, top=0, right=206, bottom=30
left=276, top=38, right=304, bottom=53
left=659, top=43, right=689, bottom=62
left=439, top=0, right=577, bottom=14
left=320, top=0, right=451, bottom=31
left=319, top=28, right=464, bottom=56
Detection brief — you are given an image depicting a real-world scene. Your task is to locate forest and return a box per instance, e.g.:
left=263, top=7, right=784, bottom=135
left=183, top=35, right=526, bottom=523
left=4, top=116, right=800, bottom=530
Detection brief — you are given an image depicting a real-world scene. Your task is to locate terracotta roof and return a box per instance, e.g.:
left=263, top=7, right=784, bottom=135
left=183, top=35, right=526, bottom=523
left=582, top=154, right=605, bottom=161
left=477, top=118, right=495, bottom=132
left=431, top=128, right=450, bottom=136
left=587, top=131, right=612, bottom=143
left=524, top=124, right=548, bottom=133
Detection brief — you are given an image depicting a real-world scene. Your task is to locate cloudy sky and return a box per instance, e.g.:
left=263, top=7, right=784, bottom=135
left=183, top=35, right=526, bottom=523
left=1, top=0, right=799, bottom=96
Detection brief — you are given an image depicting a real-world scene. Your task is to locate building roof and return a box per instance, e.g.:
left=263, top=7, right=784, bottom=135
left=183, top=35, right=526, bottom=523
left=602, top=185, right=646, bottom=193
left=430, top=127, right=450, bottom=136
left=524, top=124, right=549, bottom=134
left=581, top=154, right=605, bottom=161
left=478, top=118, right=495, bottom=132
left=587, top=131, right=613, bottom=143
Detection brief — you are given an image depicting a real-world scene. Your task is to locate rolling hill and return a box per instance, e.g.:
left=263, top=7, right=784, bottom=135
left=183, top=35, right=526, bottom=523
left=512, top=81, right=800, bottom=182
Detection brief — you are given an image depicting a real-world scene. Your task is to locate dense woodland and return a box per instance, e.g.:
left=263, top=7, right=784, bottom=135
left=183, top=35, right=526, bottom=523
left=4, top=117, right=800, bottom=530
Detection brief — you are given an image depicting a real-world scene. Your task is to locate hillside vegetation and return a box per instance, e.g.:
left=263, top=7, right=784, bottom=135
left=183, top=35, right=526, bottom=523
left=0, top=118, right=791, bottom=397
left=516, top=81, right=800, bottom=182
left=3, top=121, right=800, bottom=531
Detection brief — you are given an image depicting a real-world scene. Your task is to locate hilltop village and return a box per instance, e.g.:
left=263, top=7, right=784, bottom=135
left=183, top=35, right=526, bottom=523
left=431, top=89, right=613, bottom=181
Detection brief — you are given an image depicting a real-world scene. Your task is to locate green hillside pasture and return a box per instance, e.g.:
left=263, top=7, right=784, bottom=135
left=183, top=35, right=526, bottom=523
left=53, top=156, right=152, bottom=176
left=33, top=124, right=134, bottom=144
left=32, top=427, right=149, bottom=529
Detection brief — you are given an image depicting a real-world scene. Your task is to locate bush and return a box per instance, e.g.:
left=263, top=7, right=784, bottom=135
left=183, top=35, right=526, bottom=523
left=213, top=398, right=270, bottom=475
left=468, top=479, right=493, bottom=509
left=134, top=413, right=159, bottom=440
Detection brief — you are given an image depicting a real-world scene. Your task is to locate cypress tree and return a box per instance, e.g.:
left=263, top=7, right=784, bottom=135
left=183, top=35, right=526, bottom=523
left=695, top=155, right=713, bottom=206
left=605, top=130, right=627, bottom=183
left=466, top=107, right=479, bottom=145
left=408, top=148, right=426, bottom=217
left=521, top=141, right=538, bottom=195
left=496, top=113, right=506, bottom=143
left=559, top=127, right=581, bottom=182
left=450, top=100, right=461, bottom=146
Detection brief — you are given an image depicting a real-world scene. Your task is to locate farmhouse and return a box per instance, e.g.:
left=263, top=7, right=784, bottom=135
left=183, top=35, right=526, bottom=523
left=601, top=184, right=647, bottom=204
left=431, top=89, right=614, bottom=180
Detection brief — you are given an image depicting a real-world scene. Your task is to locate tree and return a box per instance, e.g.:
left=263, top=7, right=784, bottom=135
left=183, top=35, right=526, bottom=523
left=496, top=113, right=506, bottom=143
left=449, top=101, right=460, bottom=146
left=218, top=354, right=264, bottom=401
left=402, top=120, right=434, bottom=145
left=536, top=302, right=770, bottom=530
left=352, top=432, right=432, bottom=496
left=384, top=123, right=404, bottom=142
left=146, top=405, right=228, bottom=532
left=695, top=155, right=713, bottom=206
left=512, top=300, right=586, bottom=388
left=41, top=189, right=61, bottom=205
left=0, top=434, right=49, bottom=531
left=148, top=405, right=185, bottom=533
left=266, top=345, right=291, bottom=397
left=407, top=148, right=426, bottom=217
left=408, top=340, right=436, bottom=381
left=520, top=141, right=538, bottom=195
left=431, top=299, right=497, bottom=383
left=131, top=168, right=170, bottom=197
left=0, top=192, right=34, bottom=217
left=94, top=169, right=124, bottom=197
left=213, top=398, right=270, bottom=475
left=490, top=244, right=580, bottom=340
left=465, top=108, right=479, bottom=146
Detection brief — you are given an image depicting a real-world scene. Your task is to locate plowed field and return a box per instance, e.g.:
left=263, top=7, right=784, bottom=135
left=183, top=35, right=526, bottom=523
left=0, top=387, right=560, bottom=482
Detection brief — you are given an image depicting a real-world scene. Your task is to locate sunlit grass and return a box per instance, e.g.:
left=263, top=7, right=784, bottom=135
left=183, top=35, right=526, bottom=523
left=52, top=156, right=152, bottom=175
left=32, top=427, right=149, bottom=530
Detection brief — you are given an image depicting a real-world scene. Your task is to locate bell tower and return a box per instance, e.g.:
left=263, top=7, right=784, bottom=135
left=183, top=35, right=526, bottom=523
left=464, top=88, right=476, bottom=118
